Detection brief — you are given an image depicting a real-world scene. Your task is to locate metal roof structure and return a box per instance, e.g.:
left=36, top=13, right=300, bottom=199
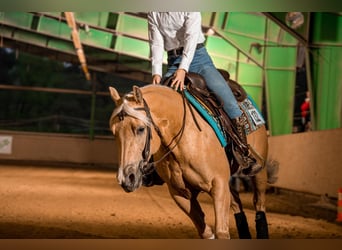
left=0, top=12, right=341, bottom=135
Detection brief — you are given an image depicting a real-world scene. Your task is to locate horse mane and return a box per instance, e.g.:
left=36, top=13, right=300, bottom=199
left=109, top=92, right=151, bottom=130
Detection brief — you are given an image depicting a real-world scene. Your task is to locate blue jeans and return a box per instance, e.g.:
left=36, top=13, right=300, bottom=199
left=164, top=47, right=242, bottom=119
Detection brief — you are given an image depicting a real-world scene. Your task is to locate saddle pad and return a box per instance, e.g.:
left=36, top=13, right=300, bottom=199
left=183, top=89, right=228, bottom=147
left=183, top=90, right=265, bottom=148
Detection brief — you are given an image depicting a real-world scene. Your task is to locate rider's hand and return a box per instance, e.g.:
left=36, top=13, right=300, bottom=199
left=170, top=69, right=186, bottom=91
left=152, top=74, right=161, bottom=84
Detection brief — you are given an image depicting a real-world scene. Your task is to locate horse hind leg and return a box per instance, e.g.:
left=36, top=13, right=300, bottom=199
left=251, top=167, right=269, bottom=239
left=234, top=212, right=252, bottom=239
left=230, top=182, right=252, bottom=239
left=247, top=125, right=269, bottom=239
left=255, top=210, right=268, bottom=239
left=231, top=172, right=268, bottom=239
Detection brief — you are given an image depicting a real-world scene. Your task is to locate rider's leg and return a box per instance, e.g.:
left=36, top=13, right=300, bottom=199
left=189, top=48, right=262, bottom=176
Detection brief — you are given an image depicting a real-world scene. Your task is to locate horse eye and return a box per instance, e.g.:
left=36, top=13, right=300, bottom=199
left=136, top=126, right=145, bottom=135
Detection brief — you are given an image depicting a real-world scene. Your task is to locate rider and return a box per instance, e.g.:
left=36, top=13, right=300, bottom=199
left=144, top=12, right=262, bottom=186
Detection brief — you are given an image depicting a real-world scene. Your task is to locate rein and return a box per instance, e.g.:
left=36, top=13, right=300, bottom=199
left=116, top=88, right=200, bottom=175
left=140, top=91, right=188, bottom=175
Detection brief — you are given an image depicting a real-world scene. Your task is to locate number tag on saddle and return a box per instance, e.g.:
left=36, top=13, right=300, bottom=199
left=248, top=105, right=264, bottom=126
left=239, top=97, right=265, bottom=133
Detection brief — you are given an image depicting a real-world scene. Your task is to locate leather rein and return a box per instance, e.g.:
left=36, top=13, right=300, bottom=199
left=118, top=90, right=197, bottom=176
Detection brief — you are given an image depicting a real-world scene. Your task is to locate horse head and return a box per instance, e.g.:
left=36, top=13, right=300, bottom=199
left=109, top=85, right=157, bottom=192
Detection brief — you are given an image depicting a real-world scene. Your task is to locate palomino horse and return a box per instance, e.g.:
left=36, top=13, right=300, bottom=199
left=109, top=84, right=270, bottom=239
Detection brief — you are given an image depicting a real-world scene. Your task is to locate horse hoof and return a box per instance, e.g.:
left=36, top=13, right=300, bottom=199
left=202, top=225, right=214, bottom=239
left=216, top=231, right=230, bottom=239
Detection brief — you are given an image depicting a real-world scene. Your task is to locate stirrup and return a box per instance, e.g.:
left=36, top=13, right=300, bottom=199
left=232, top=145, right=264, bottom=176
left=242, top=145, right=265, bottom=176
left=241, top=157, right=263, bottom=176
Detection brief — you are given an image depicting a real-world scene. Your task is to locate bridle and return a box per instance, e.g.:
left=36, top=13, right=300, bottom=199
left=117, top=91, right=192, bottom=176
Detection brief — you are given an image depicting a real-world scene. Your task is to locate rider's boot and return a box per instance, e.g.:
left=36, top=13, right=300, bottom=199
left=232, top=114, right=263, bottom=176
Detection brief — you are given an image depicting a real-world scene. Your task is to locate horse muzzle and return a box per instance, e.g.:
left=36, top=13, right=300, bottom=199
left=119, top=163, right=143, bottom=192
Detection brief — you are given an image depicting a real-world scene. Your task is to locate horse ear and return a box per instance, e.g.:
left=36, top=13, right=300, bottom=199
left=109, top=87, right=121, bottom=105
left=133, top=85, right=143, bottom=105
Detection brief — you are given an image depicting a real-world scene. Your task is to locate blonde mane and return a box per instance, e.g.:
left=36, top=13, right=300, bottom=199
left=109, top=92, right=151, bottom=128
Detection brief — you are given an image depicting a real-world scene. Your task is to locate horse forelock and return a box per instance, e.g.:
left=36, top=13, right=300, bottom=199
left=110, top=93, right=151, bottom=129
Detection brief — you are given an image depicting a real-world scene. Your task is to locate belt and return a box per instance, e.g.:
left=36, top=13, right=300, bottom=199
left=167, top=43, right=204, bottom=57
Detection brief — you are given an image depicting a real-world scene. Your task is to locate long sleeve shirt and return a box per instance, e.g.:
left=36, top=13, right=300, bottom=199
left=147, top=12, right=206, bottom=77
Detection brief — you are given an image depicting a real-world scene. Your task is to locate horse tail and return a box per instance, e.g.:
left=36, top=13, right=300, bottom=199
left=265, top=158, right=279, bottom=184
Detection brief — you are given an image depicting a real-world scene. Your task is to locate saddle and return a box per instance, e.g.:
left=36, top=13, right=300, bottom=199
left=163, top=70, right=249, bottom=174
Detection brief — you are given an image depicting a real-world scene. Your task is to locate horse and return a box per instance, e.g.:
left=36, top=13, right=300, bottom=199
left=108, top=84, right=272, bottom=239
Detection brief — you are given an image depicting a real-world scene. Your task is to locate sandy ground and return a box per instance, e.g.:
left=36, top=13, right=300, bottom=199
left=0, top=163, right=341, bottom=239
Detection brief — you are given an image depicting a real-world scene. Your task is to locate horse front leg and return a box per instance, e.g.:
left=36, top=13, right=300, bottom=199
left=251, top=167, right=269, bottom=239
left=211, top=179, right=231, bottom=239
left=169, top=187, right=214, bottom=239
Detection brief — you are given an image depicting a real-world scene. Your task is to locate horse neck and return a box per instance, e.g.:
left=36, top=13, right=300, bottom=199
left=143, top=86, right=183, bottom=118
left=142, top=86, right=186, bottom=138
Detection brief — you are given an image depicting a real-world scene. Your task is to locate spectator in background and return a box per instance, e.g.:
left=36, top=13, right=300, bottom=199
left=300, top=91, right=311, bottom=131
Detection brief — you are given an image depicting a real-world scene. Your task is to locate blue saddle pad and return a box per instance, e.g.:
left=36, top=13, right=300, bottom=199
left=183, top=89, right=265, bottom=148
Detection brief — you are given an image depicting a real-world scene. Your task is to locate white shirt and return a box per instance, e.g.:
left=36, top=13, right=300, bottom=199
left=148, top=12, right=206, bottom=77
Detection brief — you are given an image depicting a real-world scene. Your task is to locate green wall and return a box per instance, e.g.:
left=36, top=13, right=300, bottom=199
left=1, top=12, right=341, bottom=135
left=309, top=13, right=342, bottom=131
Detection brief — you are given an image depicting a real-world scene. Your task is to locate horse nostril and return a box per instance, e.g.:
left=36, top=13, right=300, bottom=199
left=128, top=173, right=135, bottom=183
